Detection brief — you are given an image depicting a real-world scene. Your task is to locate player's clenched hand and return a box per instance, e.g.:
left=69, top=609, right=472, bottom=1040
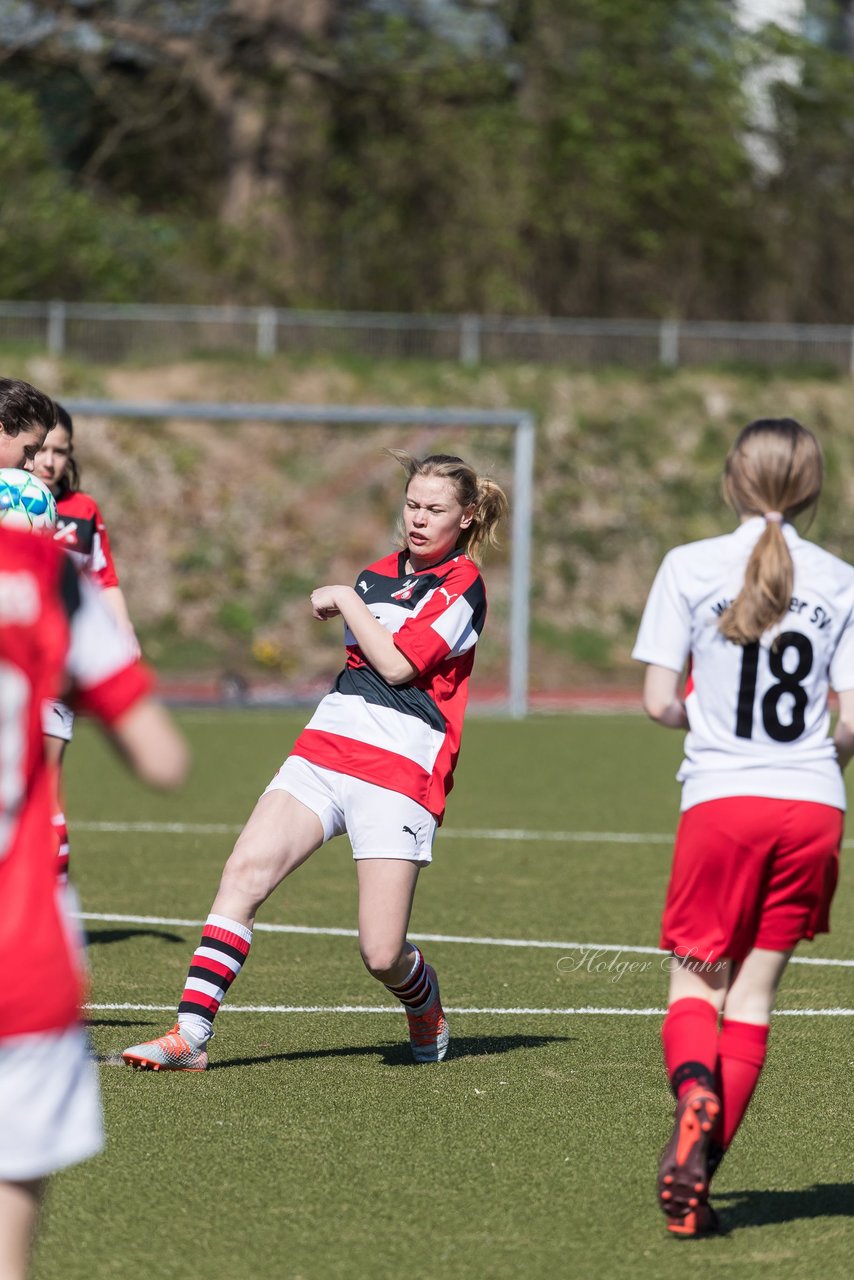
left=310, top=585, right=347, bottom=620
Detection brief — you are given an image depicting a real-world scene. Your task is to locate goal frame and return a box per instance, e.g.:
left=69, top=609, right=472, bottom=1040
left=64, top=399, right=536, bottom=717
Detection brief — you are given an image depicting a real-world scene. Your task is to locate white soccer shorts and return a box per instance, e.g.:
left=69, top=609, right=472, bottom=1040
left=0, top=1025, right=103, bottom=1180
left=41, top=698, right=75, bottom=742
left=264, top=755, right=437, bottom=863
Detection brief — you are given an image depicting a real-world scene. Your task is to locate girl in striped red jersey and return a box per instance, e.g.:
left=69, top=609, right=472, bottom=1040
left=633, top=418, right=854, bottom=1238
left=34, top=404, right=139, bottom=881
left=123, top=451, right=508, bottom=1071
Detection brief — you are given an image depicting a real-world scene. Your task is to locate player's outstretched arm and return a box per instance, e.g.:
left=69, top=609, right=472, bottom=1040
left=109, top=699, right=190, bottom=790
left=642, top=664, right=689, bottom=729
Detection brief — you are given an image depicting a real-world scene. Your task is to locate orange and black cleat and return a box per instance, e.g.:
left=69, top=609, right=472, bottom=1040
left=666, top=1203, right=720, bottom=1238
left=657, top=1085, right=721, bottom=1232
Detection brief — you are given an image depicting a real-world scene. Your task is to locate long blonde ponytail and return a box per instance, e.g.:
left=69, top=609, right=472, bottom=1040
left=719, top=419, right=823, bottom=645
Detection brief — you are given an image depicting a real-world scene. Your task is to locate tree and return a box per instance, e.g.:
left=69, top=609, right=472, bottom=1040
left=0, top=82, right=175, bottom=298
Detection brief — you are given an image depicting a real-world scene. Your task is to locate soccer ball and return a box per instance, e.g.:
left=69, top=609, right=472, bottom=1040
left=0, top=469, right=57, bottom=532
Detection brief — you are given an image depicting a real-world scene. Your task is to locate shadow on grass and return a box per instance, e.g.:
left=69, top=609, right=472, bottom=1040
left=210, top=1033, right=574, bottom=1070
left=89, top=1018, right=160, bottom=1030
left=84, top=926, right=186, bottom=946
left=716, top=1182, right=854, bottom=1229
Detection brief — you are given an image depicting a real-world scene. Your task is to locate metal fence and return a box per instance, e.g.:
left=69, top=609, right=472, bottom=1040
left=2, top=300, right=854, bottom=371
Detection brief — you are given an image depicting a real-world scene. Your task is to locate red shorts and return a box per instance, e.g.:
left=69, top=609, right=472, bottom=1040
left=660, top=797, right=843, bottom=964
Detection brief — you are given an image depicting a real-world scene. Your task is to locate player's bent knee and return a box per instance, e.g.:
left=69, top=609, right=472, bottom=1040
left=218, top=848, right=279, bottom=907
left=359, top=944, right=405, bottom=980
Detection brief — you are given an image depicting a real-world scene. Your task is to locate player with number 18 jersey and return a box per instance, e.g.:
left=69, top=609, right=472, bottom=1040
left=634, top=517, right=854, bottom=811
left=634, top=419, right=854, bottom=1240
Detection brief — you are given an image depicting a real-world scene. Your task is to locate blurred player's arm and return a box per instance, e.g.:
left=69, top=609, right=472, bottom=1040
left=107, top=699, right=188, bottom=790
left=101, top=584, right=138, bottom=641
left=833, top=688, right=854, bottom=771
left=642, top=664, right=689, bottom=729
left=64, top=566, right=188, bottom=787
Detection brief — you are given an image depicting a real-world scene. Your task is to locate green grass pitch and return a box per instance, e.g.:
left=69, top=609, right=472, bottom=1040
left=33, top=712, right=854, bottom=1280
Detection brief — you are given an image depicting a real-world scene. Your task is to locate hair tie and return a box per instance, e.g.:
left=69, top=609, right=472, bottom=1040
left=764, top=511, right=784, bottom=524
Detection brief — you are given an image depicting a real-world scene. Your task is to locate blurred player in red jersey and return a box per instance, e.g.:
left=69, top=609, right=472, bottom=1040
left=123, top=452, right=508, bottom=1071
left=0, top=524, right=188, bottom=1280
left=633, top=419, right=854, bottom=1238
left=0, top=377, right=56, bottom=472
left=33, top=403, right=139, bottom=881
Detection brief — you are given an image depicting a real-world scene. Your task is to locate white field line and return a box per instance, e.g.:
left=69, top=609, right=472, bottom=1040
left=84, top=1001, right=854, bottom=1017
left=71, top=818, right=854, bottom=851
left=74, top=820, right=674, bottom=843
left=77, top=910, right=854, bottom=969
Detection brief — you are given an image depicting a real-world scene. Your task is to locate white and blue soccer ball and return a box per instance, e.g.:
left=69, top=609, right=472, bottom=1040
left=0, top=469, right=57, bottom=532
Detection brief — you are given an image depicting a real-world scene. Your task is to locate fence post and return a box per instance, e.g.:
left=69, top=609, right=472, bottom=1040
left=47, top=301, right=66, bottom=358
left=256, top=307, right=277, bottom=358
left=459, top=314, right=482, bottom=367
left=659, top=318, right=680, bottom=368
left=849, top=328, right=854, bottom=377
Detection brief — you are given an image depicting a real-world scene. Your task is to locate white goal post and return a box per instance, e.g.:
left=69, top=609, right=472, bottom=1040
left=64, top=399, right=536, bottom=717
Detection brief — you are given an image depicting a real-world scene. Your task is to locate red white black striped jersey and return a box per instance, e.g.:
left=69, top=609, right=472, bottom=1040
left=53, top=491, right=120, bottom=588
left=0, top=529, right=151, bottom=1039
left=291, top=548, right=487, bottom=819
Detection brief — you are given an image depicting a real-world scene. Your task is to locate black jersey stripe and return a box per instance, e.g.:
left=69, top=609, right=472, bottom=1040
left=56, top=514, right=98, bottom=556
left=333, top=664, right=447, bottom=732
left=461, top=577, right=487, bottom=633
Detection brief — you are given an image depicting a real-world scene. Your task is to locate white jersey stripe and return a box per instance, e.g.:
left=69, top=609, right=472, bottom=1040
left=430, top=592, right=477, bottom=652
left=303, top=690, right=446, bottom=773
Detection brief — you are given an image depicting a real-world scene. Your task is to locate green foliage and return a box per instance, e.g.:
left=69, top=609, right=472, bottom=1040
left=3, top=7, right=854, bottom=317
left=217, top=599, right=258, bottom=636
left=758, top=24, right=854, bottom=320
left=518, top=0, right=756, bottom=314
left=284, top=0, right=758, bottom=316
left=0, top=84, right=183, bottom=300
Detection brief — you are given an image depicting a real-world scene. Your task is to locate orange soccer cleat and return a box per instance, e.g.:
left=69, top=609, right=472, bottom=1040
left=122, top=1024, right=209, bottom=1072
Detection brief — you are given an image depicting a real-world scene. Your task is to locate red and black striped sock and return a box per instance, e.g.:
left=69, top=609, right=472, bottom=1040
left=178, top=913, right=252, bottom=1041
left=385, top=946, right=435, bottom=1013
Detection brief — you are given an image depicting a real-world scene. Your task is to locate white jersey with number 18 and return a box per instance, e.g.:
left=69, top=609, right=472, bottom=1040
left=632, top=517, right=854, bottom=811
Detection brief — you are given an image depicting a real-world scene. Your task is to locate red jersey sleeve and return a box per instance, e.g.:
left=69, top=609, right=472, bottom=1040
left=87, top=497, right=120, bottom=589
left=393, top=559, right=486, bottom=676
left=54, top=491, right=121, bottom=588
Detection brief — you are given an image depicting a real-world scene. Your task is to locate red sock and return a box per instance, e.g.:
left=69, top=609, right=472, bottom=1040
left=716, top=1019, right=769, bottom=1148
left=661, top=997, right=719, bottom=1098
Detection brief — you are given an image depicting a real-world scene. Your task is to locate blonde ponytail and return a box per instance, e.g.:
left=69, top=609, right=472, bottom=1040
left=719, top=419, right=822, bottom=645
left=720, top=520, right=795, bottom=645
